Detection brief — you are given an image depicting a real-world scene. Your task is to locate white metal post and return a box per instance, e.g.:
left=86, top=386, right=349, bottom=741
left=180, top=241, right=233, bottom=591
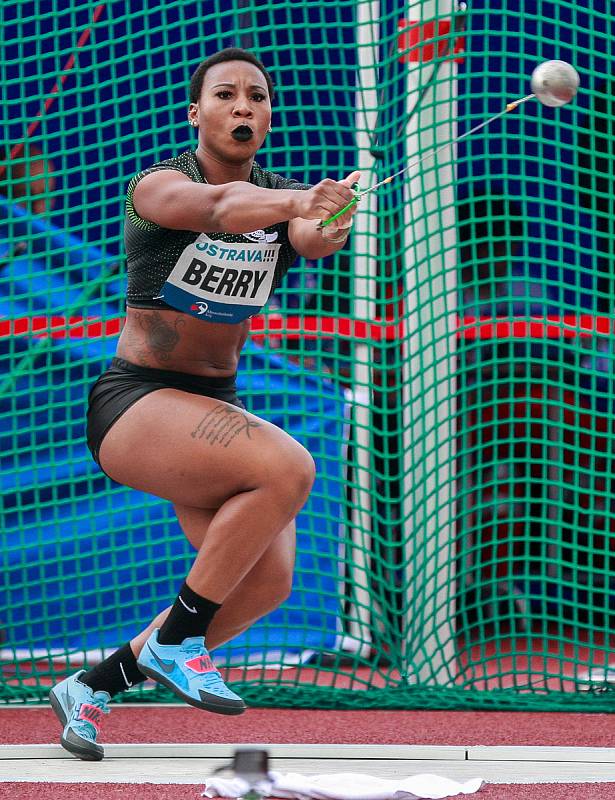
left=400, top=0, right=459, bottom=683
left=343, top=0, right=380, bottom=657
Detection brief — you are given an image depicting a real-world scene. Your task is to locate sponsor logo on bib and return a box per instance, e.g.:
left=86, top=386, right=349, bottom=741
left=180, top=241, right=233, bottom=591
left=242, top=229, right=279, bottom=243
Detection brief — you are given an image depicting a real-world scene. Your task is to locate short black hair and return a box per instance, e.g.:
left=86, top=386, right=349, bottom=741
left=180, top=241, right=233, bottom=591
left=189, top=48, right=275, bottom=105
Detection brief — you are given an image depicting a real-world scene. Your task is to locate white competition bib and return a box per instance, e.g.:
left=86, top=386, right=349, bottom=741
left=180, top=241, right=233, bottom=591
left=158, top=233, right=281, bottom=324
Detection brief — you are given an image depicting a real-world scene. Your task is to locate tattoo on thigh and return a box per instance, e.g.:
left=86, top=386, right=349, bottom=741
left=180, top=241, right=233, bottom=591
left=191, top=406, right=261, bottom=447
left=138, top=311, right=185, bottom=363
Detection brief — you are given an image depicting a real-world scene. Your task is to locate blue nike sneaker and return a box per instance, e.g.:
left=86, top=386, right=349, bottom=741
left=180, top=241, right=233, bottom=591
left=48, top=670, right=110, bottom=761
left=137, top=629, right=246, bottom=715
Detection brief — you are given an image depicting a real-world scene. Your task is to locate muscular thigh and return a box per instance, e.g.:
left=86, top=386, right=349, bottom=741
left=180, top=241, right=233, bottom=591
left=98, top=388, right=302, bottom=507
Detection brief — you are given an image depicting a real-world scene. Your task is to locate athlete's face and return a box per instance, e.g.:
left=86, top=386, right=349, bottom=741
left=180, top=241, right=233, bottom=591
left=188, top=60, right=272, bottom=162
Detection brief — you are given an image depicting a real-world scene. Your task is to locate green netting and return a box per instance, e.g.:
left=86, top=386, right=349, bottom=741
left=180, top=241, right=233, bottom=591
left=2, top=0, right=615, bottom=712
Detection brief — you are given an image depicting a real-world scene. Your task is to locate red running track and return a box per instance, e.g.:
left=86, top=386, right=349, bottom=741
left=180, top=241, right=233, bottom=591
left=2, top=708, right=615, bottom=799
left=1, top=707, right=615, bottom=747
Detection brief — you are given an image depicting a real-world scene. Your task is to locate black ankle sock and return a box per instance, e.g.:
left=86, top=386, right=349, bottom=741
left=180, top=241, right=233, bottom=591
left=80, top=642, right=147, bottom=697
left=157, top=581, right=221, bottom=645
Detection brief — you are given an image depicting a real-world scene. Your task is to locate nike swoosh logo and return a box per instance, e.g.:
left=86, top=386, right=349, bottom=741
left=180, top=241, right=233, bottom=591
left=148, top=644, right=176, bottom=674
left=65, top=687, right=74, bottom=713
left=120, top=662, right=133, bottom=688
left=178, top=595, right=198, bottom=614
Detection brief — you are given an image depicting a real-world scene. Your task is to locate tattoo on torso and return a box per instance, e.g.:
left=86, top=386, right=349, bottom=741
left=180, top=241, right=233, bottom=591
left=135, top=311, right=185, bottom=363
left=191, top=406, right=261, bottom=447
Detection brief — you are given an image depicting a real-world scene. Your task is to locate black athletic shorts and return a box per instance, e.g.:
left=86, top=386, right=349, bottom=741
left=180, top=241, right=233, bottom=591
left=86, top=357, right=245, bottom=468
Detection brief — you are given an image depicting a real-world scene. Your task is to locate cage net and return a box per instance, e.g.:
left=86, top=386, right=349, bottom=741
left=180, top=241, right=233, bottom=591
left=2, top=0, right=615, bottom=711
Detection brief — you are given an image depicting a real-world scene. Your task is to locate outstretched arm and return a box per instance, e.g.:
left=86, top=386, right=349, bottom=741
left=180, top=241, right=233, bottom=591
left=132, top=169, right=358, bottom=235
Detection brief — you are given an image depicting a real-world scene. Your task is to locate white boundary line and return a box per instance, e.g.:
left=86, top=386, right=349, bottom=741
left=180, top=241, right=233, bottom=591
left=0, top=744, right=465, bottom=760
left=2, top=743, right=615, bottom=762
left=2, top=744, right=615, bottom=785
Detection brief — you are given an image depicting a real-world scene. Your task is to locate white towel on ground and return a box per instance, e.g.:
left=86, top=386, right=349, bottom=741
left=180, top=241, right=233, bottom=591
left=202, top=770, right=484, bottom=799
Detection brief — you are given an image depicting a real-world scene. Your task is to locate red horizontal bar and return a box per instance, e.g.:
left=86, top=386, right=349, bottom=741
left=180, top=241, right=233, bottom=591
left=0, top=317, right=123, bottom=339
left=0, top=316, right=404, bottom=341
left=458, top=315, right=615, bottom=339
left=0, top=315, right=613, bottom=341
left=398, top=18, right=465, bottom=64
left=249, top=315, right=405, bottom=341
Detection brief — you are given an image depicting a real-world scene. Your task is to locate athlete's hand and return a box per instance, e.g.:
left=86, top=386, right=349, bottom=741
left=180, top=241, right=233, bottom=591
left=294, top=170, right=361, bottom=223
left=326, top=170, right=361, bottom=232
